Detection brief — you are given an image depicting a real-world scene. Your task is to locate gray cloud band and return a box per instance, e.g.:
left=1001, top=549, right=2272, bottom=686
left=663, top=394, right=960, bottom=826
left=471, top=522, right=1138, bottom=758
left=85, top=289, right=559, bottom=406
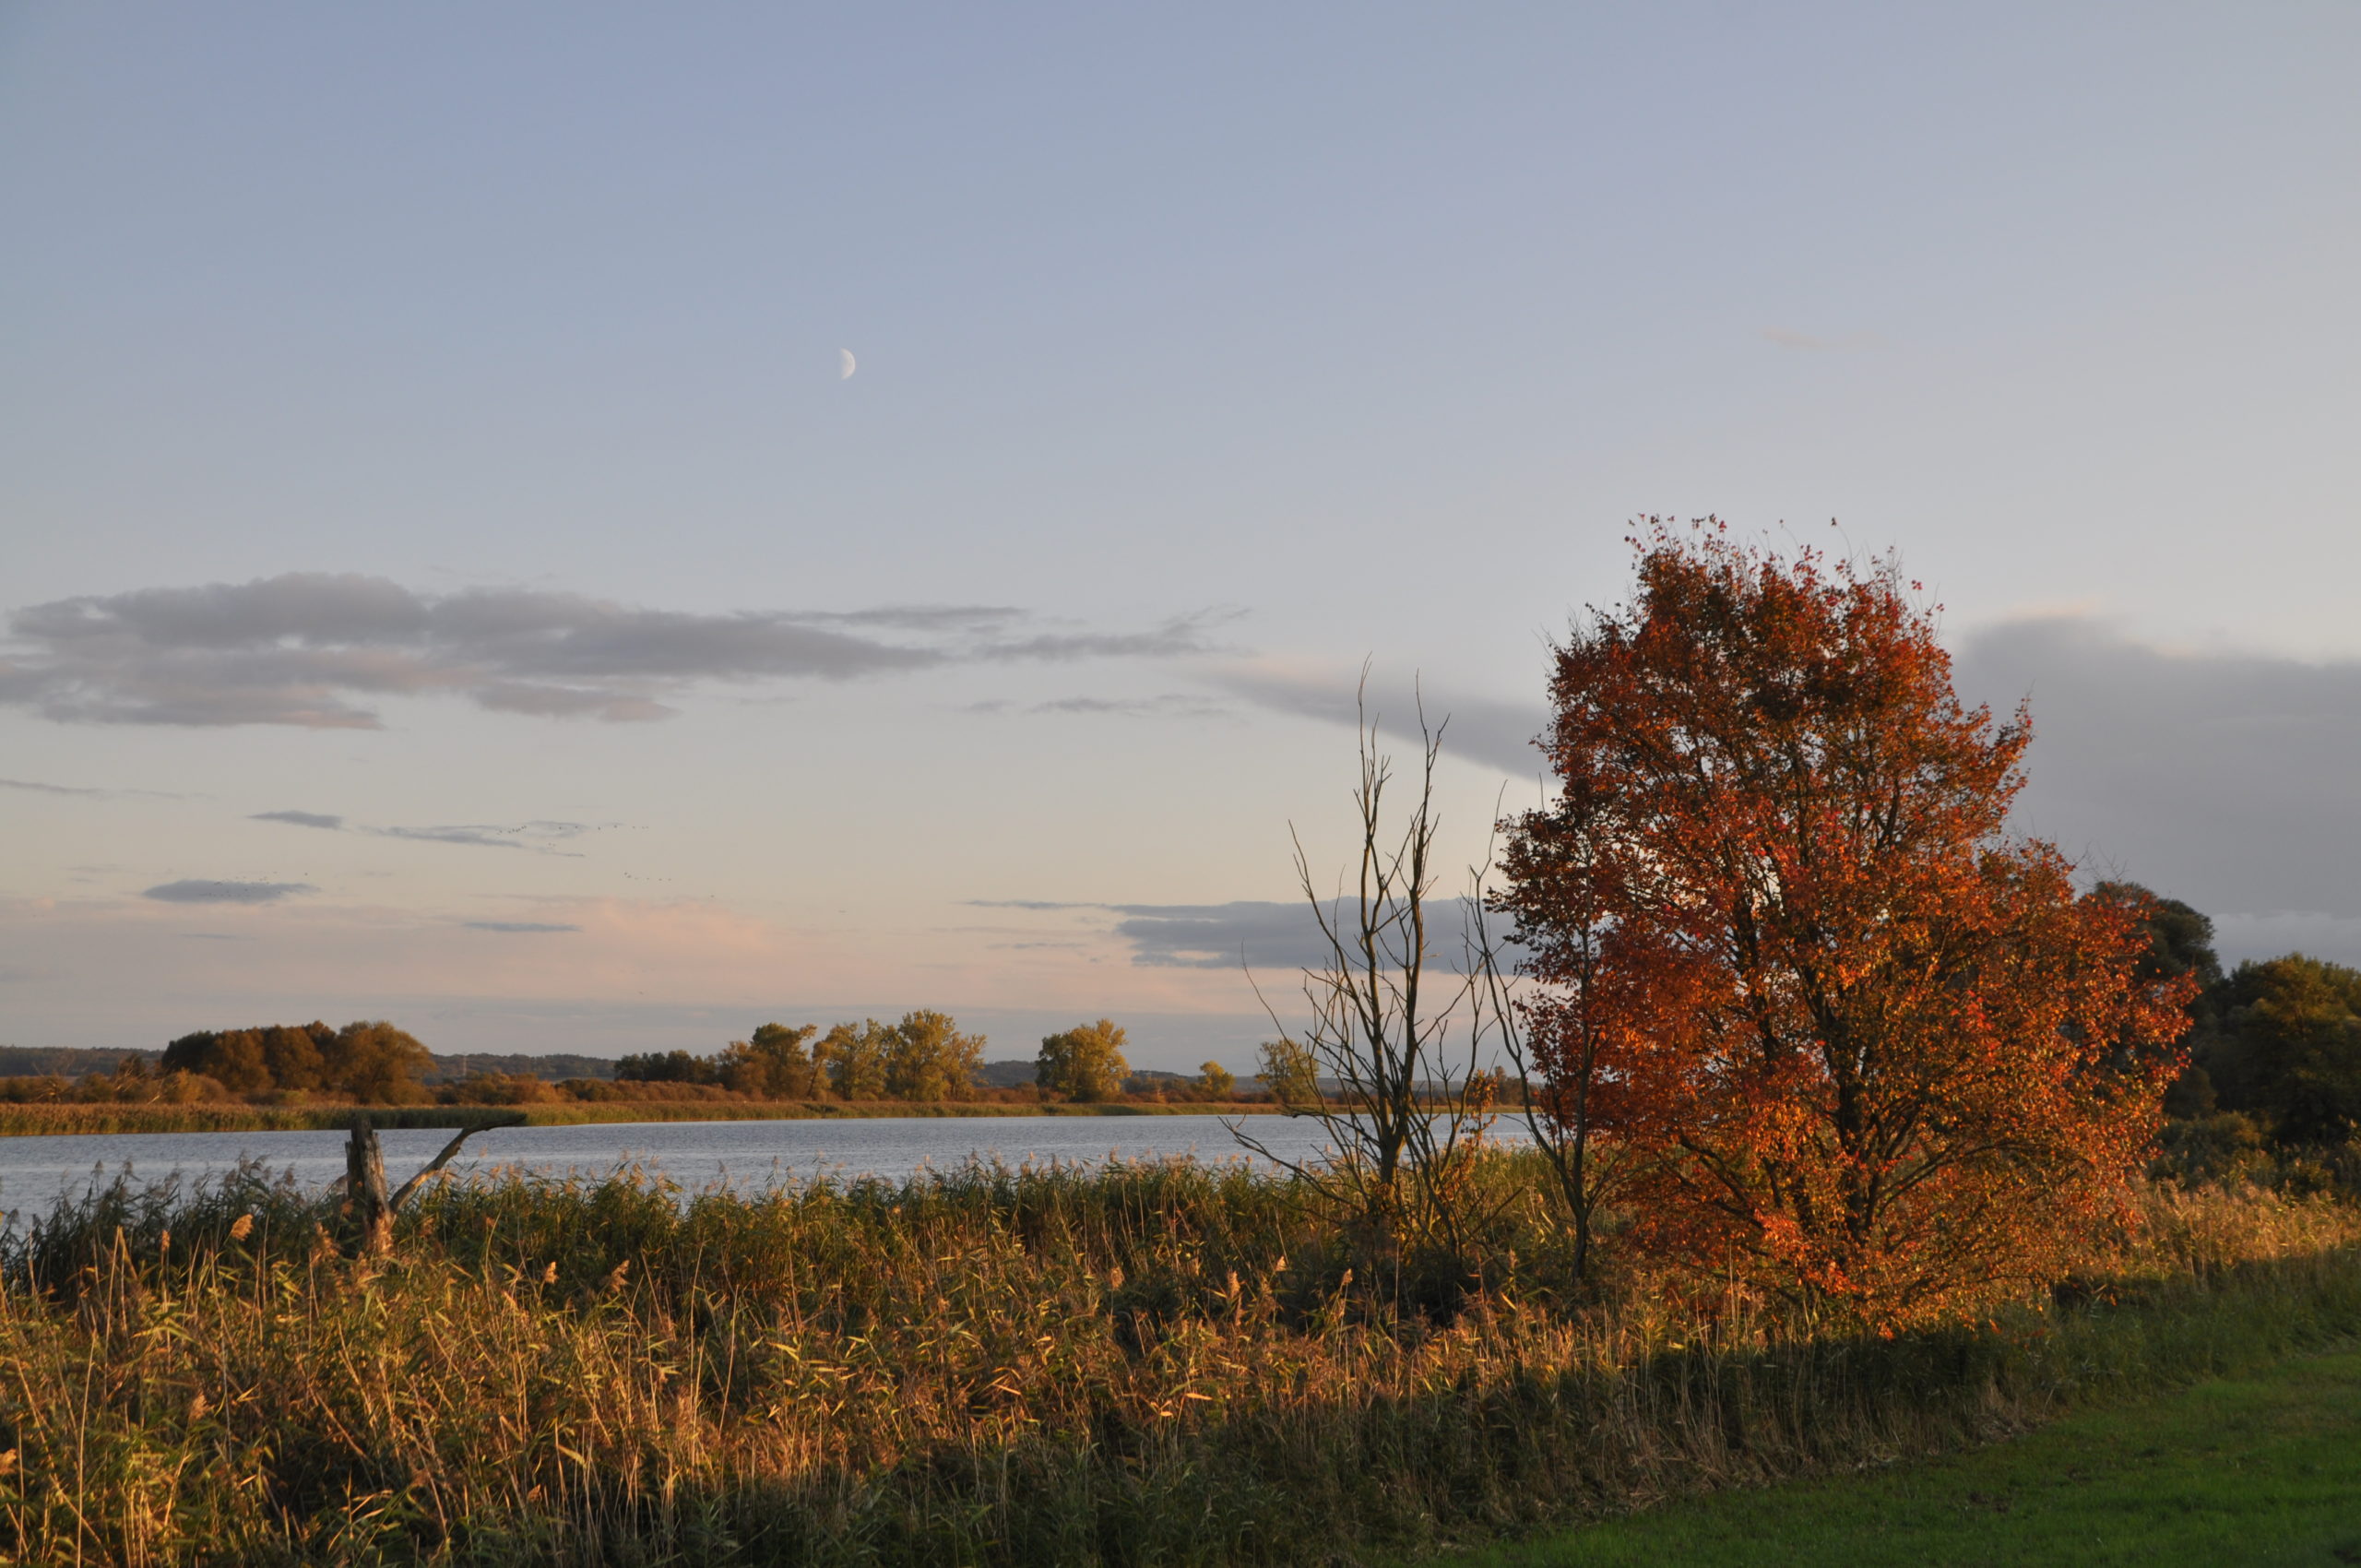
left=142, top=880, right=315, bottom=905
left=1210, top=667, right=1548, bottom=778
left=250, top=810, right=603, bottom=854
left=971, top=897, right=1517, bottom=972
left=1, top=776, right=189, bottom=801
left=1218, top=620, right=2361, bottom=956
left=2, top=574, right=1226, bottom=729
left=1952, top=616, right=2361, bottom=934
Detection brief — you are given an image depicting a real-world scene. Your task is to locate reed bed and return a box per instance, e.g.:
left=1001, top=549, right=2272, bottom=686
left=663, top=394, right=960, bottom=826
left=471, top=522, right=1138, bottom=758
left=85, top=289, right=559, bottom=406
left=0, top=1105, right=528, bottom=1138
left=2, top=1155, right=2356, bottom=1567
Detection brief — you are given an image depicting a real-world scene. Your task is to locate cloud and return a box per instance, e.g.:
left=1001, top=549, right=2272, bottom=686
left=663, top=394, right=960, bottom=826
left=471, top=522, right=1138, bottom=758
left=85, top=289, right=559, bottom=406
left=967, top=897, right=1332, bottom=968
left=142, top=879, right=315, bottom=904
left=2, top=776, right=185, bottom=800
left=969, top=693, right=1229, bottom=719
left=970, top=897, right=1514, bottom=972
left=248, top=809, right=612, bottom=855
left=381, top=826, right=542, bottom=852
left=464, top=921, right=582, bottom=933
left=251, top=810, right=344, bottom=830
left=972, top=611, right=1242, bottom=663
left=1214, top=663, right=1547, bottom=777
left=1107, top=901, right=1337, bottom=969
left=3, top=574, right=1228, bottom=730
left=1954, top=615, right=2361, bottom=940
left=3, top=777, right=109, bottom=797
left=802, top=605, right=1027, bottom=632
left=383, top=819, right=605, bottom=854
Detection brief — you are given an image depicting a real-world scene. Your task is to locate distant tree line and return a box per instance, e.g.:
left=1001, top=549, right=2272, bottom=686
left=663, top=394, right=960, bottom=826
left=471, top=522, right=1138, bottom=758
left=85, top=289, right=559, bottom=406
left=160, top=1021, right=433, bottom=1102
left=1, top=1010, right=1280, bottom=1111
left=608, top=1012, right=1252, bottom=1105
left=616, top=1013, right=984, bottom=1100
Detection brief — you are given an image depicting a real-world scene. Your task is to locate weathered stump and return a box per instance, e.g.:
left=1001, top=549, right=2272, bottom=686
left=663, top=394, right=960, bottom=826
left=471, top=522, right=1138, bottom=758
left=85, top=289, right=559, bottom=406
left=346, top=1113, right=394, bottom=1256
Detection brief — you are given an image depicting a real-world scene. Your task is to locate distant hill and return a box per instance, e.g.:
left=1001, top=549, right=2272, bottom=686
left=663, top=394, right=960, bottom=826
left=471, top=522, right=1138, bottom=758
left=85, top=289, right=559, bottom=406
left=975, top=1061, right=1243, bottom=1093
left=422, top=1052, right=619, bottom=1084
left=972, top=1058, right=1039, bottom=1088
left=0, top=1047, right=162, bottom=1077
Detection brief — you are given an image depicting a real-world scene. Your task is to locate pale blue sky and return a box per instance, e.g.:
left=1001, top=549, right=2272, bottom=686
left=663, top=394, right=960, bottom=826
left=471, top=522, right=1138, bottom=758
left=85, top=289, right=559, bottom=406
left=5, top=4, right=2359, bottom=1063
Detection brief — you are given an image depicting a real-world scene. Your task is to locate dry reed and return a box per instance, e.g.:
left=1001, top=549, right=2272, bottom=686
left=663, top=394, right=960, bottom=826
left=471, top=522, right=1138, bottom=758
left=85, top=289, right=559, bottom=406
left=1, top=1155, right=2355, bottom=1566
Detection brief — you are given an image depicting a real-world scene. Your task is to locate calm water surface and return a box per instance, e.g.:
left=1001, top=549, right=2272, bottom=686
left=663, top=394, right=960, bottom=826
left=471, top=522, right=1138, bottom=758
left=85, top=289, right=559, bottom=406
left=0, top=1114, right=1437, bottom=1220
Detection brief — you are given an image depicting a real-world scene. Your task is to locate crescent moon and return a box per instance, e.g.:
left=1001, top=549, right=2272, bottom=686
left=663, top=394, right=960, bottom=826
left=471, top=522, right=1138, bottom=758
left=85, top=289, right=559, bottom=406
left=839, top=349, right=857, bottom=380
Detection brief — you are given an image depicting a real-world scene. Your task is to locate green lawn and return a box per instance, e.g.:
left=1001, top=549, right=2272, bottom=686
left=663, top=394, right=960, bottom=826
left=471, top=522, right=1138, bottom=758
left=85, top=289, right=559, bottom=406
left=1453, top=1349, right=2361, bottom=1568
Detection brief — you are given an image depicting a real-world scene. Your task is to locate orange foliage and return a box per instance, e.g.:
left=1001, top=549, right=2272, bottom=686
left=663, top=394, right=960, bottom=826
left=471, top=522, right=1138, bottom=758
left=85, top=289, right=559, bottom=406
left=1500, top=522, right=2195, bottom=1327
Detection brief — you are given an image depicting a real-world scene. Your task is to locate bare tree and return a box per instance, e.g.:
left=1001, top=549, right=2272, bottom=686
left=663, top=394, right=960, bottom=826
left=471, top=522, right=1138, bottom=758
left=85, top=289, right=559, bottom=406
left=1234, top=672, right=1498, bottom=1262
left=1468, top=841, right=1628, bottom=1285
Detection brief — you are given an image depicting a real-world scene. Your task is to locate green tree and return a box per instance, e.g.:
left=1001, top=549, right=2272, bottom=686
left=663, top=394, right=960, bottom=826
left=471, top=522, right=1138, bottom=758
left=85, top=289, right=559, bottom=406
left=2203, top=955, right=2361, bottom=1144
left=260, top=1024, right=329, bottom=1092
left=326, top=1021, right=432, bottom=1104
left=618, top=1049, right=718, bottom=1084
left=1197, top=1060, right=1236, bottom=1099
left=1253, top=1039, right=1320, bottom=1109
left=2100, top=885, right=2225, bottom=992
left=160, top=1029, right=272, bottom=1095
left=2088, top=884, right=2224, bottom=1115
left=886, top=1010, right=987, bottom=1101
left=165, top=1019, right=427, bottom=1101
left=718, top=1023, right=821, bottom=1098
left=1035, top=1020, right=1130, bottom=1102
left=816, top=1020, right=891, bottom=1099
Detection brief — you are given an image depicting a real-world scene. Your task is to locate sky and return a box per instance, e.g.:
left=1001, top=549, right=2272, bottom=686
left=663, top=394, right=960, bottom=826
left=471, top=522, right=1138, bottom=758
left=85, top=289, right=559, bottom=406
left=4, top=3, right=2359, bottom=1068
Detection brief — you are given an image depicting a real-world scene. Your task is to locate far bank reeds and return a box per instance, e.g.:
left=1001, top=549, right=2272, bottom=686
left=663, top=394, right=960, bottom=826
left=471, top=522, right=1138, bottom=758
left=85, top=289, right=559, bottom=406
left=0, top=1103, right=530, bottom=1137
left=2, top=1155, right=2357, bottom=1566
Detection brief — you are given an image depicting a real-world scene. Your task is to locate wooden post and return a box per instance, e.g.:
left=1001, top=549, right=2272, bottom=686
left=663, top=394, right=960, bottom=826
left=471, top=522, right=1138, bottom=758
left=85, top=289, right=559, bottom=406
left=346, top=1113, right=393, bottom=1256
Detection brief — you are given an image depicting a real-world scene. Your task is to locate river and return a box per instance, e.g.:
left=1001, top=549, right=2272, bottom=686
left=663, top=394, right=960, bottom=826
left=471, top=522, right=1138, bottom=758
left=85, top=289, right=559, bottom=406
left=0, top=1113, right=1508, bottom=1221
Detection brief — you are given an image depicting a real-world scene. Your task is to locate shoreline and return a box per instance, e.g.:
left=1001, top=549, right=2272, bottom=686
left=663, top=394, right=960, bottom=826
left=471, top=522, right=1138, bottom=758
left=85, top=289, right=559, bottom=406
left=0, top=1099, right=1297, bottom=1137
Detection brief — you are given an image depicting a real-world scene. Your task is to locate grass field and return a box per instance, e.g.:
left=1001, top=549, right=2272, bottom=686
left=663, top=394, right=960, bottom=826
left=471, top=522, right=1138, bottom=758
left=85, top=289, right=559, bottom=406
left=1454, top=1349, right=2361, bottom=1567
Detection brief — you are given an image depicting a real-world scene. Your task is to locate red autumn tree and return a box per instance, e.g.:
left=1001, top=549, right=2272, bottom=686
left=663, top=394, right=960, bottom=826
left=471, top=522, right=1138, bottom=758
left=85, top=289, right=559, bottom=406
left=1498, top=521, right=2193, bottom=1327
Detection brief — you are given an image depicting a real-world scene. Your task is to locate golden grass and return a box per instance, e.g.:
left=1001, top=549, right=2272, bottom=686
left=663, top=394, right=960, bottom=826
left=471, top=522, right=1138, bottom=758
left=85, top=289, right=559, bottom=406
left=1, top=1157, right=2355, bottom=1566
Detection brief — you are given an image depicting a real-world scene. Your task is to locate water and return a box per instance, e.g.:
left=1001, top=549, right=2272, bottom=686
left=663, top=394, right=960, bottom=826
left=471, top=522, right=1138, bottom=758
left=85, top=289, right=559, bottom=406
left=0, top=1113, right=1421, bottom=1220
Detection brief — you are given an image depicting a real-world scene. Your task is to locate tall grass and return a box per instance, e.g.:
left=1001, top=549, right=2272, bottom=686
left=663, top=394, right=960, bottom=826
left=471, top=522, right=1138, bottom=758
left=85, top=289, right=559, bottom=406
left=2, top=1154, right=2356, bottom=1566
